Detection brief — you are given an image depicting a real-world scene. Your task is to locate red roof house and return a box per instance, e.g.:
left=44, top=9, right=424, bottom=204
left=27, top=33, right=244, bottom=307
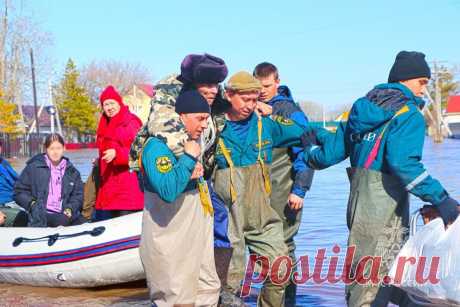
left=446, top=96, right=460, bottom=114
left=136, top=84, right=155, bottom=98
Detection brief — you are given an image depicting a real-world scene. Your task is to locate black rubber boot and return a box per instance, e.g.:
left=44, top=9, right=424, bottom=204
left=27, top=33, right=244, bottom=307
left=215, top=247, right=247, bottom=307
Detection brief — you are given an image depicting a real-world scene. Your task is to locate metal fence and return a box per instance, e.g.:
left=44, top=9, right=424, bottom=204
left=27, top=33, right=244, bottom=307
left=0, top=133, right=46, bottom=158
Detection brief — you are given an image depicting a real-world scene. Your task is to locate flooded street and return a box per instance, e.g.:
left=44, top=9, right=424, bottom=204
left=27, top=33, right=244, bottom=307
left=1, top=138, right=459, bottom=306
left=0, top=281, right=149, bottom=307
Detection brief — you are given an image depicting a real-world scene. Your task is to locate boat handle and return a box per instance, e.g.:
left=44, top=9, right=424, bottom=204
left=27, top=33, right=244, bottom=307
left=12, top=226, right=106, bottom=247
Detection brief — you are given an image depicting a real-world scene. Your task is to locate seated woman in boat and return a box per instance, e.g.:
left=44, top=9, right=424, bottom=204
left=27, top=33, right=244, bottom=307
left=93, top=85, right=143, bottom=221
left=0, top=140, right=28, bottom=227
left=13, top=133, right=85, bottom=227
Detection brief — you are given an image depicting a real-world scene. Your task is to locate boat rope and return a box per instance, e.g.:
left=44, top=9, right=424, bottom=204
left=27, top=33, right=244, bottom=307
left=12, top=226, right=106, bottom=247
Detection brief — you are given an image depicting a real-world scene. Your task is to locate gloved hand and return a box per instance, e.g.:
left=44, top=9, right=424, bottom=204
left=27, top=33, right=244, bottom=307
left=300, top=129, right=318, bottom=148
left=437, top=197, right=460, bottom=226
left=420, top=204, right=439, bottom=224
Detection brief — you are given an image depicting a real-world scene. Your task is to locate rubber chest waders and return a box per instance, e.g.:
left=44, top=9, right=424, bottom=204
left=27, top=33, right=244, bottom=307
left=217, top=115, right=271, bottom=203
left=346, top=105, right=419, bottom=307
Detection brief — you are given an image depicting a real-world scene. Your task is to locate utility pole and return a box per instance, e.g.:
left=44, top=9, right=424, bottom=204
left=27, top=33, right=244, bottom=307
left=322, top=104, right=326, bottom=128
left=49, top=81, right=62, bottom=135
left=30, top=48, right=40, bottom=137
left=0, top=1, right=8, bottom=90
left=433, top=61, right=444, bottom=143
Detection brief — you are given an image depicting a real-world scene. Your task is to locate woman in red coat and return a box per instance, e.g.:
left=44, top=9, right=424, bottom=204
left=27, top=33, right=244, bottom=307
left=95, top=85, right=144, bottom=221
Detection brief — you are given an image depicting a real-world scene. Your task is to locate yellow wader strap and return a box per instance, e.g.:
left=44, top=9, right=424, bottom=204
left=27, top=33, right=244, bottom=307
left=197, top=177, right=213, bottom=216
left=218, top=138, right=237, bottom=203
left=256, top=116, right=272, bottom=196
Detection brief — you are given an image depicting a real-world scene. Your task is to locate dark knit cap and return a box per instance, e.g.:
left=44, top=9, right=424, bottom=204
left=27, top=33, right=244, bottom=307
left=388, top=51, right=431, bottom=83
left=177, top=53, right=228, bottom=85
left=175, top=90, right=211, bottom=114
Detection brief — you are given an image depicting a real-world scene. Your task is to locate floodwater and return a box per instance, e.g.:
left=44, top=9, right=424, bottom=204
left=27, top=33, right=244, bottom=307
left=1, top=139, right=459, bottom=307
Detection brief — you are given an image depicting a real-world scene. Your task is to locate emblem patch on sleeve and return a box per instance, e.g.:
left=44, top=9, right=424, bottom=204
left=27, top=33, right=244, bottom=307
left=156, top=156, right=173, bottom=173
left=273, top=115, right=293, bottom=126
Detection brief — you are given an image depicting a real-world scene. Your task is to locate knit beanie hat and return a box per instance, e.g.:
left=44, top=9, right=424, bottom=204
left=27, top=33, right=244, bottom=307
left=388, top=51, right=431, bottom=83
left=175, top=90, right=211, bottom=114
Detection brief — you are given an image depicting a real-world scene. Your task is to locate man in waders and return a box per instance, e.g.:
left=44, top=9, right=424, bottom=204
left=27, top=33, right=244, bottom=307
left=304, top=51, right=459, bottom=307
left=139, top=90, right=220, bottom=306
left=254, top=62, right=314, bottom=306
left=213, top=71, right=314, bottom=306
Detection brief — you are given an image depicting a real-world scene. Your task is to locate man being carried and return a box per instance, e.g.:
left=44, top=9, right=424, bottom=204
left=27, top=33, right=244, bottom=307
left=130, top=54, right=269, bottom=306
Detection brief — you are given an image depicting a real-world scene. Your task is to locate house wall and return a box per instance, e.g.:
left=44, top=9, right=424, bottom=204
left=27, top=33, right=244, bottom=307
left=123, top=88, right=152, bottom=124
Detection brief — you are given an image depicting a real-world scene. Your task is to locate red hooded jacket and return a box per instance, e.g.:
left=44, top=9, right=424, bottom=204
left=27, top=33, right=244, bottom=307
left=95, top=87, right=143, bottom=211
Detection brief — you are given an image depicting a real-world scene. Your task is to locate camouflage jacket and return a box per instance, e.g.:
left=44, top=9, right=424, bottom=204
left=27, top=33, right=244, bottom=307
left=129, top=74, right=227, bottom=179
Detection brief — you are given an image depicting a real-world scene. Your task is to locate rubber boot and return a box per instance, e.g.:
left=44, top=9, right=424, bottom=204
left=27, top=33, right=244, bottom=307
left=215, top=247, right=247, bottom=307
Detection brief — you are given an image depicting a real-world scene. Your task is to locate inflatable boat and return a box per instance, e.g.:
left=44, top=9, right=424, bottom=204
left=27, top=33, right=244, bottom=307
left=0, top=212, right=145, bottom=288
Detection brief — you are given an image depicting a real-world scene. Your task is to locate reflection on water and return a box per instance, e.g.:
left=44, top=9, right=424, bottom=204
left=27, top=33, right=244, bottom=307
left=1, top=139, right=459, bottom=306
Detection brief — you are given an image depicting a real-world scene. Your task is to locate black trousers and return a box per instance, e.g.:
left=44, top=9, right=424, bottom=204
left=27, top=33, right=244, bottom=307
left=93, top=209, right=140, bottom=222
left=46, top=213, right=86, bottom=227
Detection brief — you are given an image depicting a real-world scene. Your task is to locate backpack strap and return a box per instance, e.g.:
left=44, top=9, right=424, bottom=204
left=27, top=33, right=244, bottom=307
left=364, top=105, right=410, bottom=169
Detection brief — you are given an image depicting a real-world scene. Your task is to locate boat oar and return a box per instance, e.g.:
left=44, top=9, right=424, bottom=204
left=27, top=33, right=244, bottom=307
left=12, top=226, right=106, bottom=247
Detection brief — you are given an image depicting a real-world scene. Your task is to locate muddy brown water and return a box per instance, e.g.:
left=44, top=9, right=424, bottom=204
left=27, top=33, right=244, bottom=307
left=0, top=281, right=149, bottom=306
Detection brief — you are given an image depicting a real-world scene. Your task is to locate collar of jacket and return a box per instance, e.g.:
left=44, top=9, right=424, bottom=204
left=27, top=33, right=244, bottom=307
left=221, top=112, right=257, bottom=141
left=96, top=105, right=131, bottom=139
left=27, top=153, right=72, bottom=170
left=375, top=83, right=426, bottom=109
left=267, top=85, right=294, bottom=107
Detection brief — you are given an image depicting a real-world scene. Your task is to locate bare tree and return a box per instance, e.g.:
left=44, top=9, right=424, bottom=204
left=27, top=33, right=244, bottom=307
left=299, top=100, right=326, bottom=122
left=299, top=100, right=352, bottom=122
left=79, top=59, right=153, bottom=102
left=453, top=64, right=460, bottom=94
left=0, top=0, right=53, bottom=125
left=0, top=0, right=8, bottom=90
left=427, top=64, right=459, bottom=108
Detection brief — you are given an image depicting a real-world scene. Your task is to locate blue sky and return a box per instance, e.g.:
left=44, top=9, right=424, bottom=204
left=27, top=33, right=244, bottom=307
left=27, top=0, right=460, bottom=109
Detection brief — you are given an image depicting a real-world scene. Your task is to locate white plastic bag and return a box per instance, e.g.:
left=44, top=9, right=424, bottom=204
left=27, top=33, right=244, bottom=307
left=389, top=217, right=460, bottom=306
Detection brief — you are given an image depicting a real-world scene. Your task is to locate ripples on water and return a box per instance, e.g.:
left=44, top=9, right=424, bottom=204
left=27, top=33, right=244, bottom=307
left=1, top=139, right=459, bottom=306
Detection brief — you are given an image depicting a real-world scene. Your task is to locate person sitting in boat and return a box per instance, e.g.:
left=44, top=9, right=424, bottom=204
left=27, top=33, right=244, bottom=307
left=13, top=133, right=85, bottom=227
left=0, top=140, right=28, bottom=227
left=94, top=85, right=143, bottom=221
left=139, top=90, right=221, bottom=306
